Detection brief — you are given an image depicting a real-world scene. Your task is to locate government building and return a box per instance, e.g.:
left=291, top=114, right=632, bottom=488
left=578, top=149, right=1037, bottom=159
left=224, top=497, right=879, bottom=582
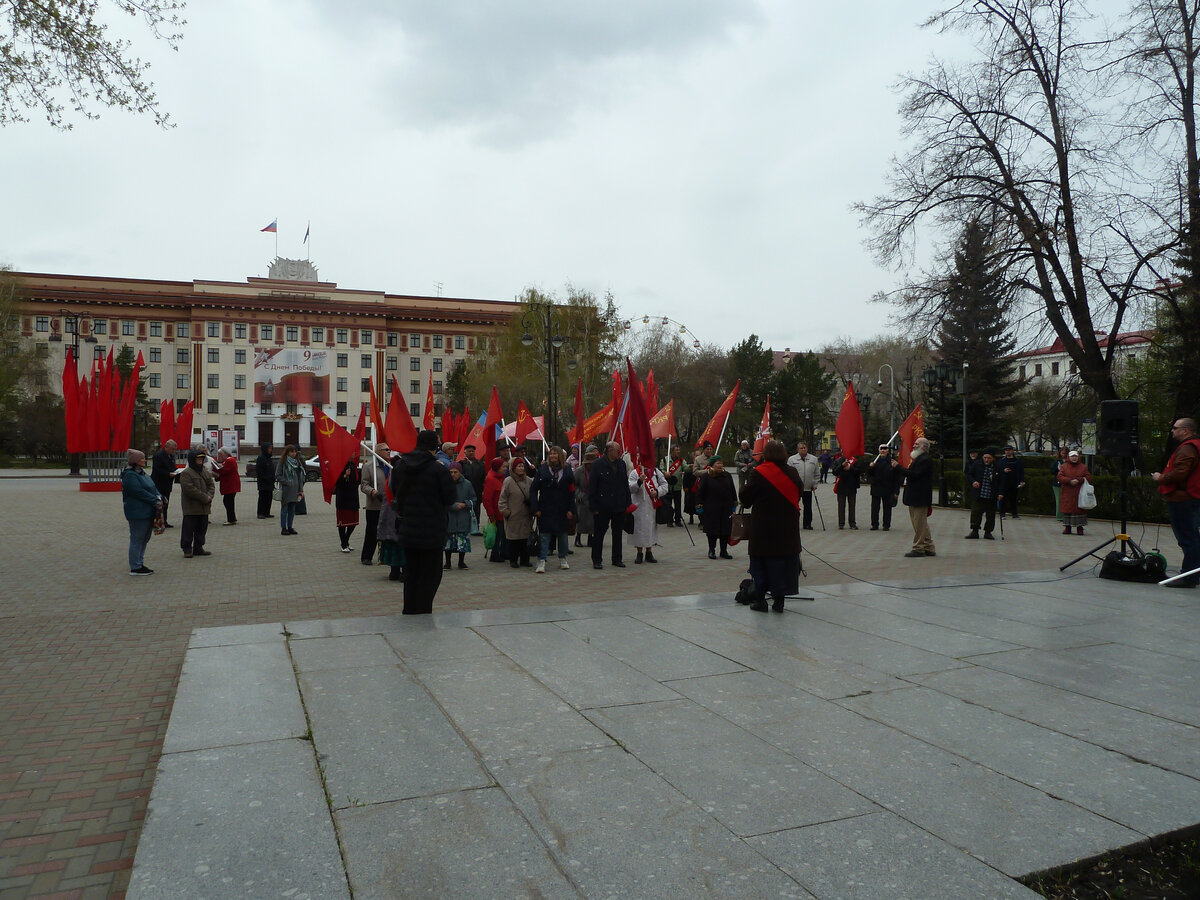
left=12, top=259, right=517, bottom=450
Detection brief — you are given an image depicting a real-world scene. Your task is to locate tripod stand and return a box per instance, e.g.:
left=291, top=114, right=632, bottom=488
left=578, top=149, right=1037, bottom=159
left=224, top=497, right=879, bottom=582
left=1059, top=460, right=1147, bottom=572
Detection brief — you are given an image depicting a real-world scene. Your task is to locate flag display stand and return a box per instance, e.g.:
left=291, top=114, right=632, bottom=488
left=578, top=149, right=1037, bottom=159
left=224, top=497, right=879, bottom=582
left=80, top=453, right=124, bottom=492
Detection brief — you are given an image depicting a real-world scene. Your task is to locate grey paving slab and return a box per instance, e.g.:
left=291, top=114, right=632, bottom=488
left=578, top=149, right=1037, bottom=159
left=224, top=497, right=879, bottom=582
left=636, top=608, right=908, bottom=699
left=187, top=621, right=287, bottom=648
left=909, top=583, right=1111, bottom=628
left=839, top=685, right=1200, bottom=835
left=128, top=740, right=348, bottom=900
left=1055, top=616, right=1200, bottom=662
left=671, top=669, right=1142, bottom=876
left=974, top=643, right=1200, bottom=726
left=475, top=621, right=681, bottom=709
left=299, top=665, right=491, bottom=809
left=490, top=745, right=816, bottom=899
left=289, top=633, right=402, bottom=672
left=556, top=614, right=748, bottom=682
left=163, top=641, right=307, bottom=753
left=284, top=613, right=406, bottom=639
left=405, top=653, right=614, bottom=760
left=336, top=787, right=578, bottom=900
left=584, top=698, right=878, bottom=836
left=383, top=625, right=500, bottom=661
left=910, top=666, right=1200, bottom=777
left=1002, top=575, right=1152, bottom=610
left=752, top=810, right=1040, bottom=900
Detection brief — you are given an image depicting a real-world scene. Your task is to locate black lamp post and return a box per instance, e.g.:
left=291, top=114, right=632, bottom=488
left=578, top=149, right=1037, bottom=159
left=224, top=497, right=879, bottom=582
left=923, top=361, right=958, bottom=506
left=521, top=302, right=566, bottom=447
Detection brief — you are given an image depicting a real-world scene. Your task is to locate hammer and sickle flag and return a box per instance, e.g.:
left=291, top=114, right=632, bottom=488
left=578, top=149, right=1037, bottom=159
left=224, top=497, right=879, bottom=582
left=313, top=408, right=361, bottom=504
left=514, top=401, right=537, bottom=448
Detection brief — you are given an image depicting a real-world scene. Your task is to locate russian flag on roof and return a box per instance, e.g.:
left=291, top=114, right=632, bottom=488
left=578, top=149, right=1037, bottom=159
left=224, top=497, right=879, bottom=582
left=260, top=219, right=277, bottom=233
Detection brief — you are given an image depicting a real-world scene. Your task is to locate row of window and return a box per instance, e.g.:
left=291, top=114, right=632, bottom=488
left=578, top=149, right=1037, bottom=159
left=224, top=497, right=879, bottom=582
left=197, top=400, right=442, bottom=418
left=1020, top=360, right=1076, bottom=379
left=81, top=342, right=457, bottom=373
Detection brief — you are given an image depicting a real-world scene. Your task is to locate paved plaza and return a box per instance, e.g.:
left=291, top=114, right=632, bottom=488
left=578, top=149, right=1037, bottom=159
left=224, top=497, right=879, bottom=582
left=1, top=473, right=1198, bottom=898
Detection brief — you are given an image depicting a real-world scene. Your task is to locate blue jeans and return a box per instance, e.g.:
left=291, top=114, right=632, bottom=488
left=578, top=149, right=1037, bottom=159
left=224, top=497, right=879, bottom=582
left=1167, top=497, right=1200, bottom=583
left=280, top=502, right=296, bottom=531
left=538, top=531, right=569, bottom=562
left=128, top=518, right=153, bottom=570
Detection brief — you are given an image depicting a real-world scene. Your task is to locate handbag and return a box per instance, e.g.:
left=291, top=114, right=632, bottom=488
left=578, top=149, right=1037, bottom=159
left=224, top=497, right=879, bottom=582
left=729, top=509, right=752, bottom=545
left=272, top=484, right=282, bottom=502
left=484, top=522, right=497, bottom=550
left=1078, top=480, right=1097, bottom=510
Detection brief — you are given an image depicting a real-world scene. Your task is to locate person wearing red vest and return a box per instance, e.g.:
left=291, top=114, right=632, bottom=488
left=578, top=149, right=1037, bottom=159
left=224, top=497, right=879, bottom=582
left=1153, top=418, right=1200, bottom=588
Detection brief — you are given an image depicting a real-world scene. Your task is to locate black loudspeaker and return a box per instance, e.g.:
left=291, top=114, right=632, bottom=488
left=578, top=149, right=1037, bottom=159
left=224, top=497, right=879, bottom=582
left=1098, top=400, right=1139, bottom=457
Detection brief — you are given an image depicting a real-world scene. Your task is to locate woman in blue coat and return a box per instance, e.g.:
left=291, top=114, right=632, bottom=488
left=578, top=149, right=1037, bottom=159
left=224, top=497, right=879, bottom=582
left=444, top=463, right=477, bottom=570
left=122, top=449, right=162, bottom=575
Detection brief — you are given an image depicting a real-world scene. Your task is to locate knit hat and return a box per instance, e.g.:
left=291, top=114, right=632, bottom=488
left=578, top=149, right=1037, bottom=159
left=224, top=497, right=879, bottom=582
left=416, top=430, right=440, bottom=452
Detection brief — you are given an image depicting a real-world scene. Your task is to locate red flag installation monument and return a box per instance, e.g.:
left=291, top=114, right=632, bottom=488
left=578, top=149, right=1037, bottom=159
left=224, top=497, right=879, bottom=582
left=834, top=383, right=865, bottom=458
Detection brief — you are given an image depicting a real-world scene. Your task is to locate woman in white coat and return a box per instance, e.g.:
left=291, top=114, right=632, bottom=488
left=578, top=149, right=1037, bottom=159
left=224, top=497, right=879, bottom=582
left=628, top=459, right=669, bottom=564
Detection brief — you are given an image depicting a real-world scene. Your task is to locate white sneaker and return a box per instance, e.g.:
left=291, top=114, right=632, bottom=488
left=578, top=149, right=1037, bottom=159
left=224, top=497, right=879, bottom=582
left=559, top=559, right=569, bottom=570
left=535, top=560, right=546, bottom=574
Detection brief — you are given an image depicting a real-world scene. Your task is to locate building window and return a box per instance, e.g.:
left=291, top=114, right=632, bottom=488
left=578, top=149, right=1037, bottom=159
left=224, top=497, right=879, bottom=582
left=234, top=399, right=245, bottom=414
left=286, top=403, right=298, bottom=415
left=150, top=321, right=163, bottom=337
left=361, top=378, right=371, bottom=392
left=1034, top=363, right=1043, bottom=376
left=361, top=330, right=372, bottom=345
left=337, top=401, right=347, bottom=417
left=35, top=343, right=49, bottom=358
left=432, top=335, right=443, bottom=349
left=1069, top=361, right=1077, bottom=374
left=409, top=357, right=421, bottom=371
left=177, top=322, right=189, bottom=338
left=1019, top=365, right=1026, bottom=380
left=207, top=322, right=220, bottom=338
left=337, top=377, right=347, bottom=392
left=361, top=354, right=371, bottom=369
left=387, top=333, right=398, bottom=347
left=410, top=402, right=420, bottom=416
left=410, top=379, right=420, bottom=393
left=1051, top=361, right=1059, bottom=376
left=207, top=347, right=220, bottom=363
left=410, top=333, right=421, bottom=347
left=149, top=347, right=162, bottom=363
left=235, top=349, right=246, bottom=364
left=35, top=316, right=49, bottom=332
left=93, top=345, right=105, bottom=360
left=336, top=329, right=348, bottom=344
left=234, top=375, right=246, bottom=389
left=93, top=318, right=107, bottom=335
left=260, top=403, right=272, bottom=414
left=207, top=399, right=219, bottom=414
left=148, top=373, right=161, bottom=388
left=177, top=374, right=189, bottom=389
left=260, top=324, right=274, bottom=341
left=432, top=358, right=442, bottom=373
left=386, top=356, right=397, bottom=371
left=454, top=336, right=465, bottom=350
left=337, top=353, right=348, bottom=368
left=207, top=374, right=219, bottom=389
left=433, top=380, right=443, bottom=395
left=123, top=320, right=136, bottom=336
left=235, top=323, right=247, bottom=339
left=286, top=326, right=299, bottom=342
left=312, top=327, right=324, bottom=342
left=177, top=347, right=190, bottom=364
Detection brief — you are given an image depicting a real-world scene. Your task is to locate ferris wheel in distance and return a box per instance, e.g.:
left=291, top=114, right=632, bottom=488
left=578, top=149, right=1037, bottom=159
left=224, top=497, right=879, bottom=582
left=619, top=314, right=704, bottom=351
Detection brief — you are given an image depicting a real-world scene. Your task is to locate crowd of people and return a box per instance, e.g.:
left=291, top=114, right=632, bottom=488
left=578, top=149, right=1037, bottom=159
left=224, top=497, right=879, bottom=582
left=121, top=419, right=1200, bottom=605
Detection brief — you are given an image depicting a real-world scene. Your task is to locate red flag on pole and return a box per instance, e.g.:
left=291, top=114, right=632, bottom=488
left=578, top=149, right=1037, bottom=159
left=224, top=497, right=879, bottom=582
left=896, top=403, right=926, bottom=468
left=695, top=380, right=740, bottom=450
left=440, top=405, right=454, bottom=442
left=646, top=369, right=658, bottom=414
left=384, top=375, right=418, bottom=453
left=752, top=396, right=771, bottom=458
left=514, top=401, right=538, bottom=447
left=482, top=386, right=503, bottom=462
left=423, top=371, right=436, bottom=431
left=368, top=377, right=386, bottom=441
left=649, top=400, right=677, bottom=441
left=62, top=350, right=80, bottom=453
left=352, top=404, right=366, bottom=442
left=622, top=360, right=655, bottom=470
left=159, top=398, right=176, bottom=448
left=313, top=407, right=362, bottom=504
left=113, top=351, right=145, bottom=450
left=567, top=378, right=584, bottom=446
left=456, top=406, right=472, bottom=449
left=173, top=400, right=194, bottom=448
left=835, top=383, right=865, bottom=458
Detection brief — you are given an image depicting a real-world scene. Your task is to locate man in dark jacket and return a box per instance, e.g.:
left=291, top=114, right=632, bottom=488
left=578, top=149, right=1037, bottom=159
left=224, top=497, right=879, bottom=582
left=832, top=451, right=862, bottom=530
left=867, top=444, right=899, bottom=531
left=999, top=445, right=1026, bottom=519
left=530, top=446, right=575, bottom=572
left=255, top=443, right=275, bottom=519
left=898, top=437, right=936, bottom=558
left=459, top=444, right=487, bottom=534
left=390, top=430, right=456, bottom=615
left=151, top=439, right=177, bottom=527
left=966, top=449, right=1002, bottom=540
left=587, top=440, right=632, bottom=569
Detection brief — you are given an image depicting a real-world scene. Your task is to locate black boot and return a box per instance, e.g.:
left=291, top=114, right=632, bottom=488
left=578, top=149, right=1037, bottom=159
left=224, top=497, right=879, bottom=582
left=388, top=566, right=403, bottom=582
left=645, top=550, right=657, bottom=563
left=635, top=549, right=644, bottom=564
left=444, top=551, right=452, bottom=570
left=457, top=552, right=468, bottom=570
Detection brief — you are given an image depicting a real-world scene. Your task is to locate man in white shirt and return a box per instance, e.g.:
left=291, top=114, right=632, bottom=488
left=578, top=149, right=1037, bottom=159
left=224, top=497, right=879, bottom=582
left=786, top=441, right=820, bottom=530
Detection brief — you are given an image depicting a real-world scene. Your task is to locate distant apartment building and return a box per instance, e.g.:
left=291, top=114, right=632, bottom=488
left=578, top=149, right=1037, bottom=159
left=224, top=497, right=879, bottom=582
left=1011, top=330, right=1153, bottom=388
left=12, top=259, right=516, bottom=449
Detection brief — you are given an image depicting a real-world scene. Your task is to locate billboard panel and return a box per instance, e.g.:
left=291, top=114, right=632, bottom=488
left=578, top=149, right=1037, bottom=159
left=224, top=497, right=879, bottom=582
left=253, top=347, right=331, bottom=405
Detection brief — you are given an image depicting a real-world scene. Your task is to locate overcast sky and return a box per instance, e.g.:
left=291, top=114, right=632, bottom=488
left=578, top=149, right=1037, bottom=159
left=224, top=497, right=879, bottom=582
left=3, top=1, right=990, bottom=353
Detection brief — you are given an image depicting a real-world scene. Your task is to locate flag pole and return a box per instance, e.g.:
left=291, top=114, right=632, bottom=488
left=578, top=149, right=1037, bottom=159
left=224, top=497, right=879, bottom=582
left=714, top=413, right=732, bottom=455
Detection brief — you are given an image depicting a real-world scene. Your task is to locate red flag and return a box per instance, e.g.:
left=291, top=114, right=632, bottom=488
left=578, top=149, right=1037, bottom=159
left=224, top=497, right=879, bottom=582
left=113, top=351, right=145, bottom=450
left=353, top=404, right=367, bottom=442
left=440, top=406, right=454, bottom=445
left=62, top=350, right=80, bottom=453
left=174, top=400, right=194, bottom=448
left=384, top=375, right=418, bottom=453
left=610, top=370, right=623, bottom=424
left=482, top=386, right=503, bottom=462
left=514, top=401, right=538, bottom=447
left=835, top=383, right=865, bottom=458
left=456, top=406, right=472, bottom=449
left=567, top=378, right=585, bottom=445
left=649, top=400, right=677, bottom=441
left=159, top=398, right=176, bottom=448
left=423, top=371, right=436, bottom=431
left=368, top=376, right=386, bottom=441
left=752, top=396, right=771, bottom=458
left=695, top=380, right=740, bottom=450
left=457, top=413, right=487, bottom=462
left=86, top=364, right=101, bottom=451
left=622, top=360, right=655, bottom=470
left=313, top=407, right=361, bottom=504
left=646, top=369, right=658, bottom=414
left=897, top=403, right=926, bottom=468
left=580, top=402, right=614, bottom=445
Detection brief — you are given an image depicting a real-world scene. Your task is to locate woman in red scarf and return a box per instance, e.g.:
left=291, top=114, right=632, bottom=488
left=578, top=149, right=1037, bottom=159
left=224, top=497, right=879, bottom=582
left=482, top=457, right=509, bottom=563
left=739, top=440, right=803, bottom=612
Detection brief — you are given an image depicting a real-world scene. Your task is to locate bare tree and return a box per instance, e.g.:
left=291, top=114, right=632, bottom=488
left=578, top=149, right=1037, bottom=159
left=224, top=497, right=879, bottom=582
left=859, top=0, right=1174, bottom=403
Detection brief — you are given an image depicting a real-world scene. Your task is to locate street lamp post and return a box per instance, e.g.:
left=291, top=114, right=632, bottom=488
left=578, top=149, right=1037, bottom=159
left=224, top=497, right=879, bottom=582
left=960, top=362, right=968, bottom=483
left=923, top=361, right=958, bottom=506
left=877, top=364, right=895, bottom=440
left=521, top=301, right=566, bottom=447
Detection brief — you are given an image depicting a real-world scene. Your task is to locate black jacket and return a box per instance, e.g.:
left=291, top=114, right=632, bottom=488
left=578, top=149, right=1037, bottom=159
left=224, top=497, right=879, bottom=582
left=697, top=470, right=738, bottom=537
left=999, top=454, right=1025, bottom=492
left=967, top=458, right=1001, bottom=501
left=151, top=447, right=176, bottom=493
left=459, top=456, right=487, bottom=497
left=333, top=463, right=360, bottom=511
left=255, top=450, right=276, bottom=490
left=833, top=456, right=862, bottom=495
left=867, top=455, right=899, bottom=498
left=588, top=455, right=631, bottom=514
left=530, top=464, right=576, bottom=533
left=900, top=454, right=935, bottom=507
left=389, top=450, right=456, bottom=549
left=739, top=462, right=801, bottom=557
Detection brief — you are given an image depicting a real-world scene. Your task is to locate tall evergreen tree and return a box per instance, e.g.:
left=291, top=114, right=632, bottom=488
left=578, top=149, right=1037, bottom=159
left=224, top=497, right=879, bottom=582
left=928, top=219, right=1025, bottom=451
